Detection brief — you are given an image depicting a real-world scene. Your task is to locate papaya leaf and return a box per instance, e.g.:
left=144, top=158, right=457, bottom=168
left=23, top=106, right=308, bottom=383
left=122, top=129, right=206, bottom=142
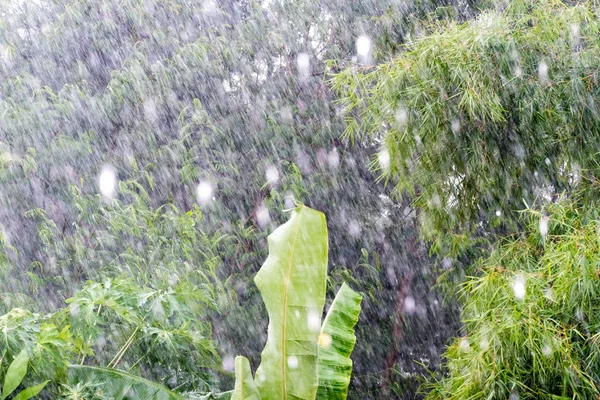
left=231, top=356, right=260, bottom=400
left=68, top=365, right=183, bottom=400
left=11, top=380, right=49, bottom=400
left=254, top=205, right=328, bottom=399
left=2, top=349, right=29, bottom=400
left=316, top=283, right=362, bottom=400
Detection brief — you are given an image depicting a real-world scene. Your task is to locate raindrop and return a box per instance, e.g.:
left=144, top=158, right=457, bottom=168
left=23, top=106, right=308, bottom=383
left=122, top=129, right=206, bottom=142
left=256, top=205, right=270, bottom=228
left=545, top=157, right=551, bottom=166
left=395, top=107, right=408, bottom=127
left=356, top=36, right=371, bottom=58
left=442, top=258, right=452, bottom=269
left=222, top=355, right=235, bottom=371
left=542, top=344, right=552, bottom=357
left=196, top=182, right=213, bottom=205
left=451, top=119, right=461, bottom=134
left=538, top=60, right=549, bottom=84
left=496, top=210, right=502, bottom=217
left=98, top=166, right=117, bottom=199
left=348, top=220, right=361, bottom=237
left=512, top=275, right=526, bottom=300
left=459, top=337, right=470, bottom=352
left=318, top=332, right=332, bottom=348
left=378, top=149, right=390, bottom=171
left=284, top=194, right=295, bottom=209
left=479, top=337, right=489, bottom=351
left=539, top=215, right=549, bottom=240
left=297, top=52, right=310, bottom=79
left=404, top=296, right=416, bottom=314
left=266, top=165, right=279, bottom=185
left=287, top=355, right=299, bottom=369
left=307, top=311, right=320, bottom=332
left=327, top=148, right=340, bottom=169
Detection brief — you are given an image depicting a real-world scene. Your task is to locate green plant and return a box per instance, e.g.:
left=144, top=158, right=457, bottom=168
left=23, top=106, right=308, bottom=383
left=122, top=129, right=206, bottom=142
left=426, top=197, right=600, bottom=399
left=333, top=0, right=600, bottom=257
left=1, top=349, right=49, bottom=400
left=231, top=205, right=362, bottom=400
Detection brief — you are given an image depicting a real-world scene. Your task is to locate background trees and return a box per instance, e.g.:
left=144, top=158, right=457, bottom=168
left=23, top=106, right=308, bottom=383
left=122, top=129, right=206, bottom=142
left=0, top=0, right=486, bottom=398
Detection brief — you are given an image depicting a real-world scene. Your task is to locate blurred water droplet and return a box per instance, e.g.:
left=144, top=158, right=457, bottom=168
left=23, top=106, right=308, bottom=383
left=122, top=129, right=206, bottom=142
left=404, top=296, right=415, bottom=314
left=222, top=355, right=235, bottom=371
left=512, top=275, right=526, bottom=300
left=307, top=310, right=320, bottom=332
left=539, top=215, right=549, bottom=240
left=318, top=332, right=332, bottom=348
left=327, top=148, right=340, bottom=169
left=196, top=182, right=213, bottom=205
left=442, top=258, right=452, bottom=269
left=266, top=165, right=279, bottom=185
left=256, top=205, right=270, bottom=228
left=378, top=150, right=390, bottom=171
left=496, top=210, right=502, bottom=217
left=538, top=60, right=549, bottom=84
left=451, top=119, right=460, bottom=134
left=395, top=107, right=408, bottom=127
left=287, top=355, right=299, bottom=369
left=297, top=52, right=310, bottom=79
left=542, top=344, right=552, bottom=357
left=98, top=166, right=117, bottom=199
left=284, top=194, right=295, bottom=209
left=459, top=337, right=470, bottom=352
left=479, top=337, right=489, bottom=351
left=348, top=220, right=361, bottom=237
left=356, top=36, right=371, bottom=58
left=509, top=391, right=519, bottom=400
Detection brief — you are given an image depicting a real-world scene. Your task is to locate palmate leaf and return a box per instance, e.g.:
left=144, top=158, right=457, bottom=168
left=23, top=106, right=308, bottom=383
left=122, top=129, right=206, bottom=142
left=68, top=365, right=183, bottom=400
left=316, top=283, right=362, bottom=400
left=231, top=356, right=260, bottom=400
left=253, top=205, right=328, bottom=399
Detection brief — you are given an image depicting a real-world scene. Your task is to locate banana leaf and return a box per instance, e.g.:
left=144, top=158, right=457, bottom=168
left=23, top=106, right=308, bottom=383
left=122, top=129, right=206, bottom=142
left=231, top=356, right=260, bottom=400
left=253, top=205, right=328, bottom=399
left=316, top=283, right=362, bottom=400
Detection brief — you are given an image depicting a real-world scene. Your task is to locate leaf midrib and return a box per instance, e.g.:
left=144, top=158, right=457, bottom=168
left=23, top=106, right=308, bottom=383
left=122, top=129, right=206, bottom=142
left=281, top=210, right=302, bottom=398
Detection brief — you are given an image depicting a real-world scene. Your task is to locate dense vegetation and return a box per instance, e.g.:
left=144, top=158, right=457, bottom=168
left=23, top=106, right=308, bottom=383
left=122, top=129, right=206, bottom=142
left=3, top=0, right=600, bottom=398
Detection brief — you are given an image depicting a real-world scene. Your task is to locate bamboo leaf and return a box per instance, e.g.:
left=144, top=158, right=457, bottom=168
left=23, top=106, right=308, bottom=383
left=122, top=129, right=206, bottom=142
left=253, top=204, right=328, bottom=399
left=231, top=356, right=260, bottom=400
left=2, top=349, right=29, bottom=400
left=316, top=283, right=362, bottom=400
left=68, top=365, right=183, bottom=400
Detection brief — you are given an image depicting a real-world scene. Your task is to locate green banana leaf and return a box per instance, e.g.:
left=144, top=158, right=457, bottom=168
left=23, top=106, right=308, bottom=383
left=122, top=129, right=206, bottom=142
left=68, top=365, right=184, bottom=400
left=231, top=356, right=260, bottom=400
left=316, top=283, right=362, bottom=400
left=253, top=205, right=328, bottom=399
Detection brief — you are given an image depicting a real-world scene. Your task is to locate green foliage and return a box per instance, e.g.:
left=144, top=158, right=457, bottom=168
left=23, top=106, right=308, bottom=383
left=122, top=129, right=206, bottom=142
left=426, top=198, right=600, bottom=399
left=67, top=365, right=183, bottom=400
left=231, top=357, right=260, bottom=400
left=316, top=283, right=362, bottom=400
left=333, top=0, right=600, bottom=256
left=1, top=349, right=49, bottom=400
left=232, top=205, right=361, bottom=400
left=253, top=205, right=328, bottom=399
